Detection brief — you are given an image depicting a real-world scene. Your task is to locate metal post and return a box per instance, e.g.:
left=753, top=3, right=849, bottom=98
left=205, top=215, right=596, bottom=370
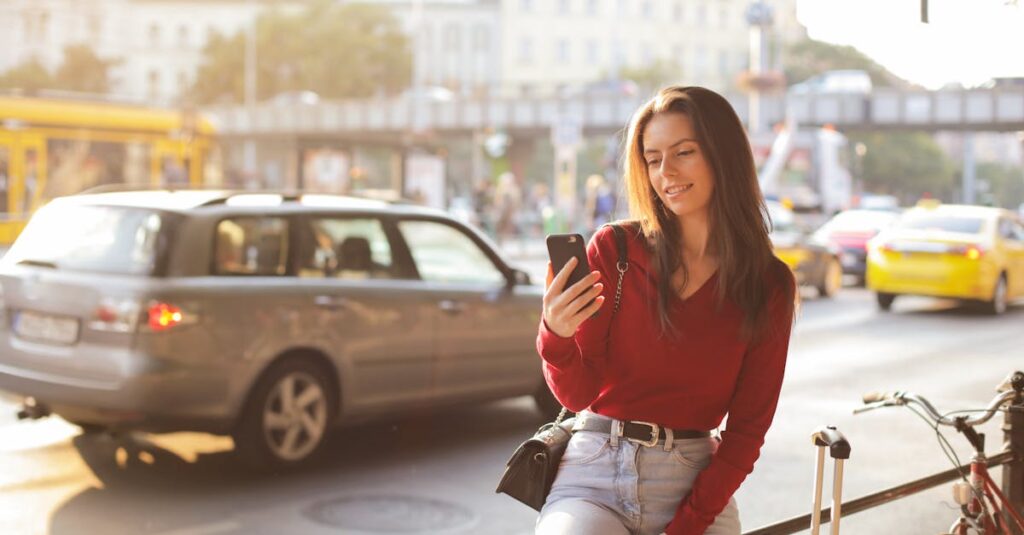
left=831, top=459, right=845, bottom=535
left=963, top=132, right=976, bottom=205
left=1003, top=387, right=1024, bottom=534
left=810, top=445, right=825, bottom=534
left=243, top=10, right=258, bottom=188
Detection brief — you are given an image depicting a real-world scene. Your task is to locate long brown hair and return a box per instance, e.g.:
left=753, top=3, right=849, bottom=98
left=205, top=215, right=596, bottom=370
left=622, top=86, right=792, bottom=340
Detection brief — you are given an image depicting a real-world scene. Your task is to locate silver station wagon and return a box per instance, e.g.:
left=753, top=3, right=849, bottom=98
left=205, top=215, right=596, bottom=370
left=0, top=190, right=554, bottom=467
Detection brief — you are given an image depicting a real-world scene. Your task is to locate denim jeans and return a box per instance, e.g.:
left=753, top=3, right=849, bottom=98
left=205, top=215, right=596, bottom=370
left=535, top=411, right=740, bottom=535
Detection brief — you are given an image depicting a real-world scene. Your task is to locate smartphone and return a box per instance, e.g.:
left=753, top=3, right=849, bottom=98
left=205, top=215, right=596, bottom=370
left=546, top=233, right=591, bottom=292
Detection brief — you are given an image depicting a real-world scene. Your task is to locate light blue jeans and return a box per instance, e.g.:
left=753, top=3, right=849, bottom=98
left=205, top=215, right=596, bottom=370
left=535, top=411, right=741, bottom=535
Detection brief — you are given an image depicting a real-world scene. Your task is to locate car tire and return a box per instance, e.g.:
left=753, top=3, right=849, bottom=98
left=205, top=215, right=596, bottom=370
left=817, top=257, right=843, bottom=298
left=233, top=358, right=335, bottom=470
left=986, top=275, right=1008, bottom=316
left=876, top=292, right=896, bottom=311
left=533, top=382, right=568, bottom=422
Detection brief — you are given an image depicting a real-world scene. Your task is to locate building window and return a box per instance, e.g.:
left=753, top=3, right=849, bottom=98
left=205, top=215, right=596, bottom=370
left=520, top=0, right=533, bottom=12
left=519, top=37, right=533, bottom=63
left=555, top=39, right=569, bottom=64
left=718, top=49, right=729, bottom=75
left=616, top=0, right=627, bottom=17
left=642, top=1, right=653, bottom=18
left=640, top=45, right=653, bottom=66
left=587, top=0, right=599, bottom=16
left=178, top=25, right=189, bottom=47
left=673, top=2, right=684, bottom=21
left=695, top=46, right=707, bottom=74
left=148, top=70, right=160, bottom=98
left=444, top=23, right=461, bottom=52
left=696, top=4, right=707, bottom=25
left=473, top=24, right=489, bottom=51
left=149, top=23, right=160, bottom=48
left=720, top=7, right=730, bottom=28
left=558, top=0, right=570, bottom=15
left=586, top=40, right=599, bottom=63
left=673, top=45, right=684, bottom=65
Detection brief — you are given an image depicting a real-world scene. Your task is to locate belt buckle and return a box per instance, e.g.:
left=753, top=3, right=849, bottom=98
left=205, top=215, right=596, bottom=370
left=627, top=421, right=660, bottom=447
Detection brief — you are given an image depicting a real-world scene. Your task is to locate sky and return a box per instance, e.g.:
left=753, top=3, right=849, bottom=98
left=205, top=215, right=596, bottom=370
left=794, top=0, right=1024, bottom=89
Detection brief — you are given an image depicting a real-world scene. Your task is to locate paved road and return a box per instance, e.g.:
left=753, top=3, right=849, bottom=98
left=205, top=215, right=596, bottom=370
left=1, top=280, right=1022, bottom=534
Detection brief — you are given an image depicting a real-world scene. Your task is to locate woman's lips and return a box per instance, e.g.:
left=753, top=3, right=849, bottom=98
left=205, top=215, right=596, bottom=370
left=665, top=183, right=694, bottom=196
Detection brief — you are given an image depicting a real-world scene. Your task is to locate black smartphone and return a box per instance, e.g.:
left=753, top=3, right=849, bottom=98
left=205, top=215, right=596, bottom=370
left=546, top=233, right=591, bottom=292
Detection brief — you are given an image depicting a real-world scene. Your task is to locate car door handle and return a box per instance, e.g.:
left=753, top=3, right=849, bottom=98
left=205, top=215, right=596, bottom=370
left=314, top=295, right=351, bottom=310
left=438, top=299, right=466, bottom=315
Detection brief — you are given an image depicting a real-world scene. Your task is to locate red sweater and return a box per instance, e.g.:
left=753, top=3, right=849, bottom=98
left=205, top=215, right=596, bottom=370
left=537, top=225, right=795, bottom=535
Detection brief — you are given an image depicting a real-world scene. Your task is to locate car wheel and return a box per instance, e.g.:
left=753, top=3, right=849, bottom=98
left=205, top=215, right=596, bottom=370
left=233, top=358, right=334, bottom=470
left=986, top=275, right=1008, bottom=316
left=876, top=292, right=896, bottom=311
left=533, top=382, right=568, bottom=422
left=817, top=257, right=843, bottom=298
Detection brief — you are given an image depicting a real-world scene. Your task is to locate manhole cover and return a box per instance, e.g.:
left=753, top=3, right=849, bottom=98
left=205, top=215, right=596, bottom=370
left=304, top=495, right=477, bottom=532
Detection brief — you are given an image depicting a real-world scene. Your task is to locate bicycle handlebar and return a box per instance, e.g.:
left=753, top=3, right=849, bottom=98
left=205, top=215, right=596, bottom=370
left=856, top=389, right=1017, bottom=427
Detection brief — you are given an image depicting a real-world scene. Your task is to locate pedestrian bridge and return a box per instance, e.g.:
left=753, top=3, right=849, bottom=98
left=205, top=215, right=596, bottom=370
left=205, top=88, right=1024, bottom=140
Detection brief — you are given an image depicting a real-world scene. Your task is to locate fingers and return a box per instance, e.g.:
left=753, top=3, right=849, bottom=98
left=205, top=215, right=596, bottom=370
left=545, top=262, right=554, bottom=289
left=548, top=256, right=577, bottom=294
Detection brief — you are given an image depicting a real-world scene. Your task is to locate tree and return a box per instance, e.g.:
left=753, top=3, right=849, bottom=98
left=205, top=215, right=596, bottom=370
left=192, top=2, right=412, bottom=104
left=0, top=58, right=53, bottom=94
left=784, top=38, right=909, bottom=89
left=53, top=45, right=118, bottom=93
left=0, top=45, right=116, bottom=95
left=977, top=162, right=1024, bottom=209
left=849, top=131, right=957, bottom=203
left=783, top=38, right=956, bottom=201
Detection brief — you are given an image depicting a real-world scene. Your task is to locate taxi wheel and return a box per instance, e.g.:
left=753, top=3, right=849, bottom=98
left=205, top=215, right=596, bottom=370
left=876, top=292, right=896, bottom=311
left=986, top=275, right=1008, bottom=316
left=817, top=257, right=843, bottom=298
left=234, top=358, right=335, bottom=470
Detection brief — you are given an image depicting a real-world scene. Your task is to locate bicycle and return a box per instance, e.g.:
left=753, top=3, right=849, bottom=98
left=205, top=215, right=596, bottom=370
left=745, top=370, right=1024, bottom=535
left=853, top=371, right=1024, bottom=534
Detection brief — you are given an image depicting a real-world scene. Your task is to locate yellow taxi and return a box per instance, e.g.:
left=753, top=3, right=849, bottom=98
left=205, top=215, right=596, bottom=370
left=866, top=201, right=1024, bottom=314
left=768, top=200, right=844, bottom=298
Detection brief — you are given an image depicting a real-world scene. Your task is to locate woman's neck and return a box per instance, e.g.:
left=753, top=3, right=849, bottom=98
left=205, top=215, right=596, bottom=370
left=677, top=212, right=713, bottom=265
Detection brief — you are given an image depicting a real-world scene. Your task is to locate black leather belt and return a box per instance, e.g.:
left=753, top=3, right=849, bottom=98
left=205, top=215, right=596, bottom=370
left=573, top=417, right=711, bottom=447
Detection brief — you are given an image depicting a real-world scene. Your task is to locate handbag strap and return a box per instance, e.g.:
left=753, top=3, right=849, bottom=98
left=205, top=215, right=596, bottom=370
left=553, top=223, right=630, bottom=425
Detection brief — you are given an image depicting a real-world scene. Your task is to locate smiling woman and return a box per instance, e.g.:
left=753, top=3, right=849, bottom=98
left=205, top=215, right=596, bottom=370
left=535, top=87, right=796, bottom=535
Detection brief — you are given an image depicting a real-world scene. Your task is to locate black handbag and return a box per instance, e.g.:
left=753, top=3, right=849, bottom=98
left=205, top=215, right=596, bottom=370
left=495, top=223, right=631, bottom=511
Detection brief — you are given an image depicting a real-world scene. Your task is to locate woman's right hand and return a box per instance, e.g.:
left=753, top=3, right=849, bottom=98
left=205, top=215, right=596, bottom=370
left=542, top=257, right=605, bottom=338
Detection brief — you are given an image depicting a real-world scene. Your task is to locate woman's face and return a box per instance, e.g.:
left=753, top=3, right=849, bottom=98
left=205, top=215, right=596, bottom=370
left=641, top=112, right=715, bottom=222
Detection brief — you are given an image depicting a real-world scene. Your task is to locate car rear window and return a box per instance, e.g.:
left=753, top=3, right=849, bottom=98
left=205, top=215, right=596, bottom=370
left=5, top=203, right=166, bottom=275
left=898, top=214, right=985, bottom=234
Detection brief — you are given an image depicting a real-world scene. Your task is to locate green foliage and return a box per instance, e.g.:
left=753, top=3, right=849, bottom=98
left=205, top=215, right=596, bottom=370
left=0, top=45, right=116, bottom=94
left=0, top=58, right=52, bottom=94
left=783, top=38, right=907, bottom=89
left=192, top=2, right=412, bottom=104
left=53, top=45, right=118, bottom=93
left=977, top=162, right=1024, bottom=209
left=849, top=132, right=957, bottom=202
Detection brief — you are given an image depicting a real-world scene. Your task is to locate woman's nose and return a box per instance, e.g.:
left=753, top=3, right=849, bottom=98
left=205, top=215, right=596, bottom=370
left=660, top=159, right=678, bottom=177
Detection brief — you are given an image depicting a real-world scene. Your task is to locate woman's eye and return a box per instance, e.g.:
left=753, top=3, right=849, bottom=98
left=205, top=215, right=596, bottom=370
left=646, top=159, right=660, bottom=167
left=677, top=150, right=694, bottom=157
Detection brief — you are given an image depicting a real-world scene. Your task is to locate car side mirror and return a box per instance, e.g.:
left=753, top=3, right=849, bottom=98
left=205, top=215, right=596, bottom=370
left=510, top=268, right=532, bottom=286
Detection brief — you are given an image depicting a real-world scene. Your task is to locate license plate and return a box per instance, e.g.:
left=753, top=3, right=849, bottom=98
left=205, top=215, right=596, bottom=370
left=14, top=311, right=80, bottom=345
left=840, top=253, right=858, bottom=267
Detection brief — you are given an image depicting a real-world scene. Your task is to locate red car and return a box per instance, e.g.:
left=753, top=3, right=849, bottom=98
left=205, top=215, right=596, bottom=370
left=812, top=209, right=900, bottom=283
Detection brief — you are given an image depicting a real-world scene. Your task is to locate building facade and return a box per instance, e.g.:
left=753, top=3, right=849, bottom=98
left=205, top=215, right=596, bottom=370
left=1, top=0, right=804, bottom=104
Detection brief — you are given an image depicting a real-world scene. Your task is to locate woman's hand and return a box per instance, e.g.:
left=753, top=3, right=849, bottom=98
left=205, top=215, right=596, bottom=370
left=542, top=257, right=605, bottom=338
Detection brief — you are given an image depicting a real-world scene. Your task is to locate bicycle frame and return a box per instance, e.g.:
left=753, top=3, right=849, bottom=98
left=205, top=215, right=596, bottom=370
left=947, top=453, right=1024, bottom=534
left=745, top=371, right=1024, bottom=535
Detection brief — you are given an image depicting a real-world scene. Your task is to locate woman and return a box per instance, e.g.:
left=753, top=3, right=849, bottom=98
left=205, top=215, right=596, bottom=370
left=536, top=86, right=796, bottom=535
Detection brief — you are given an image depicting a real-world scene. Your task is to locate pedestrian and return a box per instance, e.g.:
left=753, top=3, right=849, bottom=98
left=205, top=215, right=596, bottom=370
left=536, top=86, right=797, bottom=535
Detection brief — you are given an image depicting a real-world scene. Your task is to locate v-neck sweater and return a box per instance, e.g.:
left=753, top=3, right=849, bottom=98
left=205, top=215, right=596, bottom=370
left=537, top=225, right=795, bottom=535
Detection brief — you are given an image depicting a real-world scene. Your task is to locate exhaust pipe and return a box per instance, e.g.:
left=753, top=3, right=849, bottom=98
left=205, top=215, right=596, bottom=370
left=16, top=397, right=51, bottom=420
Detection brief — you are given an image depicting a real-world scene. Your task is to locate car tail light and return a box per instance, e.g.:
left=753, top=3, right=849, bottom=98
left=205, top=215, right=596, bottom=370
left=948, top=244, right=985, bottom=260
left=89, top=298, right=141, bottom=333
left=147, top=302, right=185, bottom=331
